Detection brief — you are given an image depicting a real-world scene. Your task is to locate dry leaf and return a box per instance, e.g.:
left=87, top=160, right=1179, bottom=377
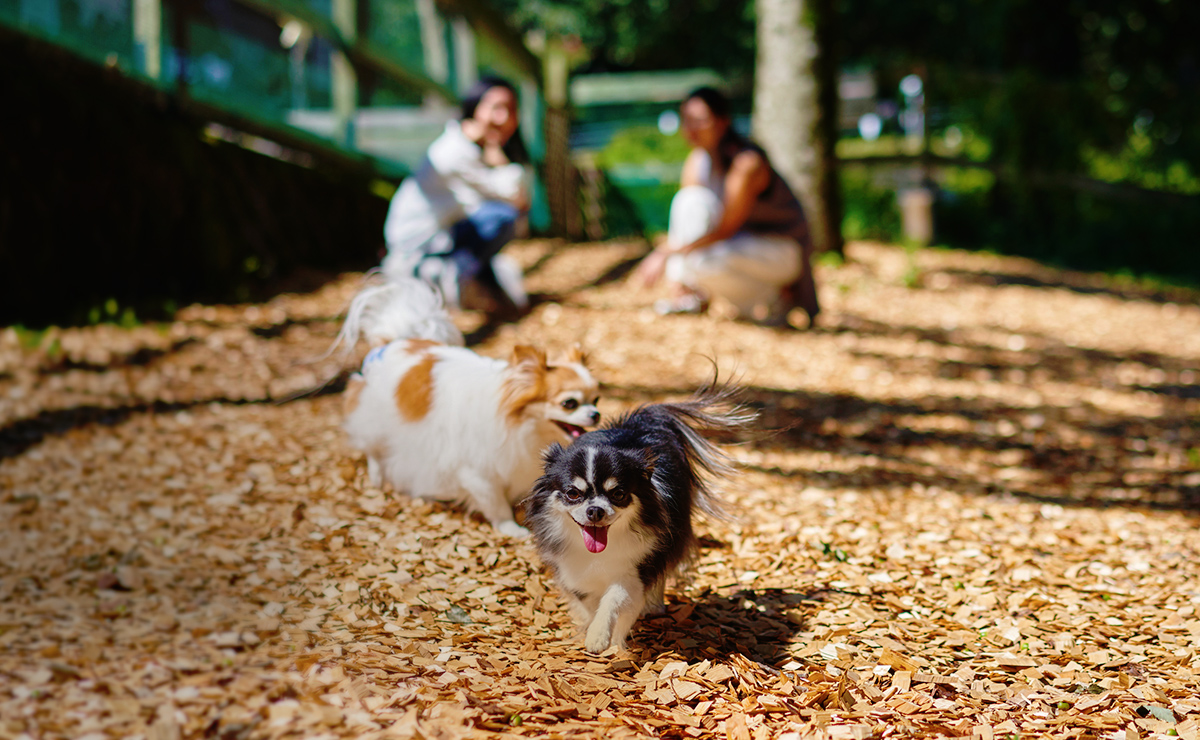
left=2, top=241, right=1199, bottom=739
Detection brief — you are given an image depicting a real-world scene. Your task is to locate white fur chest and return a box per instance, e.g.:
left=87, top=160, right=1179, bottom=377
left=553, top=522, right=653, bottom=598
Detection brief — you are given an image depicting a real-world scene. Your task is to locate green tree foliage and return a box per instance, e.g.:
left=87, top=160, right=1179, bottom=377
left=494, top=0, right=1198, bottom=279
left=837, top=0, right=1199, bottom=181
left=496, top=0, right=1196, bottom=186
left=491, top=0, right=756, bottom=76
left=831, top=0, right=1199, bottom=279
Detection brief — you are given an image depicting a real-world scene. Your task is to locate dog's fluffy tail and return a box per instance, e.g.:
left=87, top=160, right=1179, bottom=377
left=330, top=276, right=464, bottom=361
left=652, top=381, right=755, bottom=521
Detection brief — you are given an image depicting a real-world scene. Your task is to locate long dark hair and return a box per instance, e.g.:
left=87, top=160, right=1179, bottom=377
left=684, top=86, right=756, bottom=168
left=460, top=75, right=530, bottom=165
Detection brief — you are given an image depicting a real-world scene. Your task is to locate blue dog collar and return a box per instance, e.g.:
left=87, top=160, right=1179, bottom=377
left=363, top=343, right=389, bottom=369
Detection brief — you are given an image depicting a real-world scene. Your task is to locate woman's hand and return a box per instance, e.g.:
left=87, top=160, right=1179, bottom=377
left=481, top=143, right=510, bottom=167
left=635, top=245, right=677, bottom=287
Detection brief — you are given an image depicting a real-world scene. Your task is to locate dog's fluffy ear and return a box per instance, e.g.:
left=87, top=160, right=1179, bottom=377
left=511, top=344, right=547, bottom=368
left=502, top=345, right=549, bottom=422
left=560, top=343, right=587, bottom=365
left=542, top=442, right=566, bottom=466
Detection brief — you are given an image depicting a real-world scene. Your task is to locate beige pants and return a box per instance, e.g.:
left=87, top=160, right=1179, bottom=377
left=665, top=186, right=802, bottom=317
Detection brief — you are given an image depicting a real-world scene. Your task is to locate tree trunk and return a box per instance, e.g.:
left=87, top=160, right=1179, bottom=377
left=753, top=0, right=843, bottom=256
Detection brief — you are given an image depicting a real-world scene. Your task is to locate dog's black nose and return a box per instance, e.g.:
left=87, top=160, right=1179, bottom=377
left=586, top=506, right=604, bottom=523
left=589, top=410, right=601, bottom=424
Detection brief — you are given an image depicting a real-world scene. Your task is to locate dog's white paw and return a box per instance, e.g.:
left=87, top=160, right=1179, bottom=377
left=495, top=520, right=530, bottom=539
left=584, top=625, right=613, bottom=654
left=367, top=457, right=382, bottom=487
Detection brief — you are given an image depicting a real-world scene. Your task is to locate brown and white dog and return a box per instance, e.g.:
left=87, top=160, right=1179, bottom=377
left=337, top=279, right=601, bottom=536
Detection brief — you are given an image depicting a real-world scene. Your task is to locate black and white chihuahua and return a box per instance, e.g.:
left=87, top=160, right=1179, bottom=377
left=524, top=384, right=752, bottom=653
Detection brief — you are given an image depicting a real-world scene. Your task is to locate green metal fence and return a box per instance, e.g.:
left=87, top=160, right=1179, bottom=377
left=0, top=0, right=548, bottom=217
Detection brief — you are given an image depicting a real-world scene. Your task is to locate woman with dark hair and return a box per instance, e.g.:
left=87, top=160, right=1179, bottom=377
left=635, top=86, right=820, bottom=326
left=382, top=76, right=530, bottom=315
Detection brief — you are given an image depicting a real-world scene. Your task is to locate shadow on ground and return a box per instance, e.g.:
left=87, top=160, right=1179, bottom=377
left=604, top=380, right=1200, bottom=512
left=0, top=376, right=349, bottom=462
left=630, top=584, right=888, bottom=671
left=936, top=267, right=1200, bottom=306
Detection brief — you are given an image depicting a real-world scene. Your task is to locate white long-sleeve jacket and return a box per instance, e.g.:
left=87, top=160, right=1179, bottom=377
left=383, top=120, right=526, bottom=257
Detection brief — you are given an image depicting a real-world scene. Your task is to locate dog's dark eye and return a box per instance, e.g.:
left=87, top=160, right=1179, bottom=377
left=609, top=489, right=630, bottom=506
left=560, top=399, right=579, bottom=410
left=561, top=489, right=584, bottom=503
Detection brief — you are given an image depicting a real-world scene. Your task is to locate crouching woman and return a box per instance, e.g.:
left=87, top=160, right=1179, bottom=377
left=382, top=76, right=531, bottom=316
left=635, top=86, right=819, bottom=326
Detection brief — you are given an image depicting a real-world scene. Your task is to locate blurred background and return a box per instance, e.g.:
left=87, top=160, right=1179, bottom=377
left=1, top=0, right=1197, bottom=326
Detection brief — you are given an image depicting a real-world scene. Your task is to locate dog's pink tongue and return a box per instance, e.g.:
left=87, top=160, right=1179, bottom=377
left=582, top=525, right=608, bottom=553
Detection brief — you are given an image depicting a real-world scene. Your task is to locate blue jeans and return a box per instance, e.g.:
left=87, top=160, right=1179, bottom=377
left=447, top=201, right=519, bottom=283
left=438, top=201, right=522, bottom=315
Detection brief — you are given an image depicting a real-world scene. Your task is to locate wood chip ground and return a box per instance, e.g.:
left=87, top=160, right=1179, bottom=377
left=2, top=240, right=1199, bottom=740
